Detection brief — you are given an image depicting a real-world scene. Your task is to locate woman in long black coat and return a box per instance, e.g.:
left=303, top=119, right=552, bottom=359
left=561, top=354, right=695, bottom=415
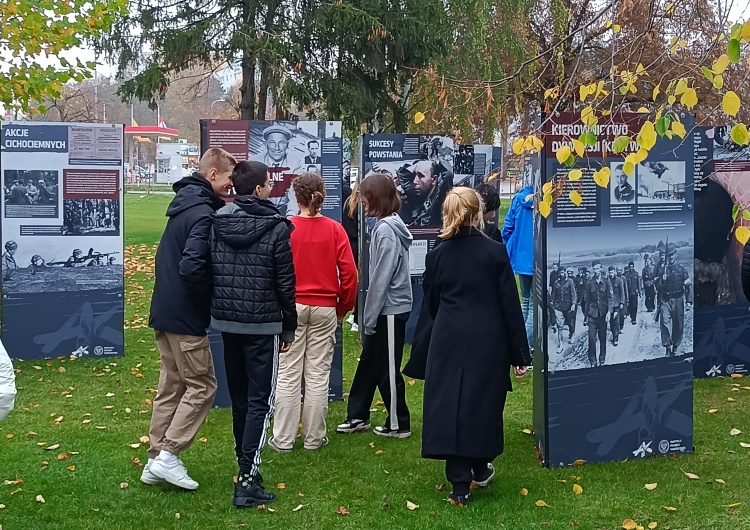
left=421, top=187, right=531, bottom=507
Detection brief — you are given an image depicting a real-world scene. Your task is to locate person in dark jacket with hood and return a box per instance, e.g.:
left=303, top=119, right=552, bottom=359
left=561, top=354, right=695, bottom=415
left=502, top=184, right=535, bottom=353
left=744, top=243, right=750, bottom=302
left=144, top=148, right=236, bottom=491
left=209, top=160, right=297, bottom=508
left=422, top=187, right=531, bottom=507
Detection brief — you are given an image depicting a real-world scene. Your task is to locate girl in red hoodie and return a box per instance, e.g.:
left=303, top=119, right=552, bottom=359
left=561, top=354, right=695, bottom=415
left=270, top=173, right=358, bottom=451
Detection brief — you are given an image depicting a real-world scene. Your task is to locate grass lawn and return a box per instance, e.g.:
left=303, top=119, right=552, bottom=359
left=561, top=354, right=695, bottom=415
left=2, top=194, right=750, bottom=530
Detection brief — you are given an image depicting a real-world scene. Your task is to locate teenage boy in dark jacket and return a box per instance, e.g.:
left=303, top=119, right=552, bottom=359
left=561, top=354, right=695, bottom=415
left=208, top=160, right=296, bottom=508
left=144, top=148, right=236, bottom=491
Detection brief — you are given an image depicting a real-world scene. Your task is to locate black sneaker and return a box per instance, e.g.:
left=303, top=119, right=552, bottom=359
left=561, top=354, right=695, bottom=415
left=233, top=473, right=277, bottom=508
left=447, top=492, right=470, bottom=507
left=336, top=419, right=371, bottom=434
left=374, top=425, right=411, bottom=439
left=471, top=463, right=495, bottom=487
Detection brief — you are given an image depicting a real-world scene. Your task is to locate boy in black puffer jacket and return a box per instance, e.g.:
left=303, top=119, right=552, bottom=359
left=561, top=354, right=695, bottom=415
left=209, top=160, right=296, bottom=508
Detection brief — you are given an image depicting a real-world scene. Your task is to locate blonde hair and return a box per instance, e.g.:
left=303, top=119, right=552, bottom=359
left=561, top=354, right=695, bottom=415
left=199, top=147, right=237, bottom=176
left=439, top=187, right=485, bottom=239
left=345, top=180, right=359, bottom=219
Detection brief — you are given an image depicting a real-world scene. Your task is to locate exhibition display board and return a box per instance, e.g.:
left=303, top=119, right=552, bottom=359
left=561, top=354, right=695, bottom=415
left=693, top=126, right=750, bottom=378
left=358, top=135, right=501, bottom=342
left=199, top=119, right=345, bottom=405
left=1, top=122, right=125, bottom=360
left=533, top=113, right=694, bottom=466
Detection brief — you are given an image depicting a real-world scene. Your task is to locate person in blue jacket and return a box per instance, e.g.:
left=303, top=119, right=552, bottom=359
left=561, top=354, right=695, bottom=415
left=502, top=184, right=534, bottom=353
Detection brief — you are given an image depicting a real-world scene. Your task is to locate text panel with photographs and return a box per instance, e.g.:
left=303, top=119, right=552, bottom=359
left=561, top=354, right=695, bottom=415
left=533, top=113, right=694, bottom=466
left=693, top=126, right=750, bottom=378
left=359, top=134, right=456, bottom=342
left=198, top=119, right=345, bottom=403
left=1, top=122, right=125, bottom=360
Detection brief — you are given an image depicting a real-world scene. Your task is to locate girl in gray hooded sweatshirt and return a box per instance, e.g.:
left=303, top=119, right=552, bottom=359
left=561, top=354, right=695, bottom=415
left=337, top=173, right=414, bottom=438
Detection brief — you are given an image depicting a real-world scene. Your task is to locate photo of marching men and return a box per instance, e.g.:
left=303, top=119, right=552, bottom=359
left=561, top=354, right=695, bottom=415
left=363, top=136, right=454, bottom=227
left=546, top=227, right=693, bottom=371
left=3, top=170, right=59, bottom=209
left=248, top=121, right=339, bottom=218
left=637, top=161, right=687, bottom=204
left=706, top=125, right=750, bottom=160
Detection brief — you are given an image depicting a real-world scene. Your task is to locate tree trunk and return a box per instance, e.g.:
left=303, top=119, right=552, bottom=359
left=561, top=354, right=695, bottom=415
left=239, top=49, right=256, bottom=120
left=258, top=62, right=270, bottom=120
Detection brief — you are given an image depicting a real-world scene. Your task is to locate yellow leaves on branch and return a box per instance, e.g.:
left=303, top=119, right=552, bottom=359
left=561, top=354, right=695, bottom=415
left=722, top=91, right=741, bottom=117
left=736, top=226, right=750, bottom=245
left=569, top=191, right=582, bottom=206
left=539, top=201, right=552, bottom=219
left=680, top=88, right=698, bottom=109
left=580, top=106, right=597, bottom=128
left=568, top=169, right=582, bottom=181
left=556, top=146, right=572, bottom=165
left=593, top=167, right=611, bottom=188
left=637, top=121, right=657, bottom=151
left=414, top=112, right=425, bottom=124
left=713, top=55, right=731, bottom=74
left=512, top=136, right=544, bottom=155
left=571, top=139, right=585, bottom=157
left=730, top=124, right=750, bottom=146
left=671, top=121, right=687, bottom=139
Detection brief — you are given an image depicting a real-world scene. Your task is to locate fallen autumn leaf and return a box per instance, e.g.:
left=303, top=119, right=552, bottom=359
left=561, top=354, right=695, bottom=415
left=406, top=501, right=419, bottom=511
left=645, top=483, right=658, bottom=491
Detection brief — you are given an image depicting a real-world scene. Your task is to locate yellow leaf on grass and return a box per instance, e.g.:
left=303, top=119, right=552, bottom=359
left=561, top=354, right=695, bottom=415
left=406, top=501, right=419, bottom=511
left=572, top=484, right=583, bottom=495
left=522, top=428, right=533, bottom=435
left=708, top=408, right=718, bottom=413
left=622, top=519, right=637, bottom=530
left=730, top=428, right=742, bottom=436
left=573, top=459, right=586, bottom=466
left=512, top=138, right=525, bottom=155
left=726, top=502, right=741, bottom=508
left=593, top=168, right=611, bottom=188
left=715, top=479, right=726, bottom=484
left=731, top=373, right=743, bottom=379
left=645, top=483, right=658, bottom=490
left=520, top=488, right=529, bottom=496
left=67, top=465, right=76, bottom=472
left=684, top=471, right=700, bottom=480
left=671, top=121, right=687, bottom=139
left=723, top=91, right=741, bottom=117
left=728, top=396, right=737, bottom=402
left=375, top=450, right=384, bottom=455
left=36, top=495, right=45, bottom=503
left=572, top=139, right=585, bottom=157
left=120, top=482, right=129, bottom=489
left=535, top=500, right=549, bottom=507
left=199, top=437, right=208, bottom=443
left=414, top=112, right=425, bottom=124
left=663, top=506, right=677, bottom=512
left=277, top=483, right=287, bottom=489
left=569, top=191, right=582, bottom=206
left=556, top=146, right=572, bottom=164
left=739, top=442, right=750, bottom=448
left=293, top=504, right=308, bottom=512
left=539, top=202, right=552, bottom=219
left=568, top=169, right=583, bottom=181
left=649, top=523, right=658, bottom=529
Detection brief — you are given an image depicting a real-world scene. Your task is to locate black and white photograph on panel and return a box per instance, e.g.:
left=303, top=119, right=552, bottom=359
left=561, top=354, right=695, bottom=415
left=3, top=170, right=59, bottom=218
left=609, top=162, right=636, bottom=204
left=707, top=125, right=750, bottom=160
left=545, top=224, right=694, bottom=372
left=62, top=198, right=120, bottom=235
left=1, top=236, right=123, bottom=294
left=453, top=145, right=475, bottom=186
left=637, top=161, right=687, bottom=204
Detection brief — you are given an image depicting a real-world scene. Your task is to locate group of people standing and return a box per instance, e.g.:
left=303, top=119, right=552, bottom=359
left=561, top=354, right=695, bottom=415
left=143, top=146, right=534, bottom=508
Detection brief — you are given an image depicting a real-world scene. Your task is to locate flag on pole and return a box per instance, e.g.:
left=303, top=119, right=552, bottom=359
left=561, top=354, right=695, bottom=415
left=158, top=117, right=167, bottom=128
left=132, top=118, right=139, bottom=127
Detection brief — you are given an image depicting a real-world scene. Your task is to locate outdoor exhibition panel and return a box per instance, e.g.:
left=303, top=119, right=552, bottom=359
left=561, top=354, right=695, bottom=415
left=1, top=122, right=125, bottom=360
left=693, top=126, right=750, bottom=378
left=199, top=119, right=344, bottom=405
left=533, top=113, right=694, bottom=467
left=358, top=135, right=501, bottom=342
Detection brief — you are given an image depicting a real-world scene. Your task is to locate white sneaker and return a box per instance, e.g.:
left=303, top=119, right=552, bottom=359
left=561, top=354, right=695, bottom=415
left=346, top=314, right=355, bottom=325
left=140, top=458, right=165, bottom=486
left=350, top=323, right=359, bottom=333
left=150, top=454, right=199, bottom=490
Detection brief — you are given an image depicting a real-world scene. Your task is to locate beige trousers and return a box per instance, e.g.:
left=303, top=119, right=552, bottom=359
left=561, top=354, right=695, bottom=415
left=148, top=331, right=217, bottom=458
left=273, top=304, right=337, bottom=449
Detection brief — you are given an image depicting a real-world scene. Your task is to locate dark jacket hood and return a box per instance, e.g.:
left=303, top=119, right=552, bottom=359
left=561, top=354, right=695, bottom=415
left=167, top=174, right=225, bottom=217
left=213, top=195, right=292, bottom=249
left=517, top=185, right=534, bottom=210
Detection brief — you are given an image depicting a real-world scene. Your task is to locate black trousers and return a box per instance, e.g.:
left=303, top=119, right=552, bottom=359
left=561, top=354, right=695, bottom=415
left=628, top=295, right=638, bottom=323
left=610, top=309, right=621, bottom=341
left=587, top=316, right=607, bottom=366
left=347, top=313, right=410, bottom=430
left=644, top=285, right=656, bottom=311
left=222, top=332, right=278, bottom=477
left=445, top=457, right=490, bottom=496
